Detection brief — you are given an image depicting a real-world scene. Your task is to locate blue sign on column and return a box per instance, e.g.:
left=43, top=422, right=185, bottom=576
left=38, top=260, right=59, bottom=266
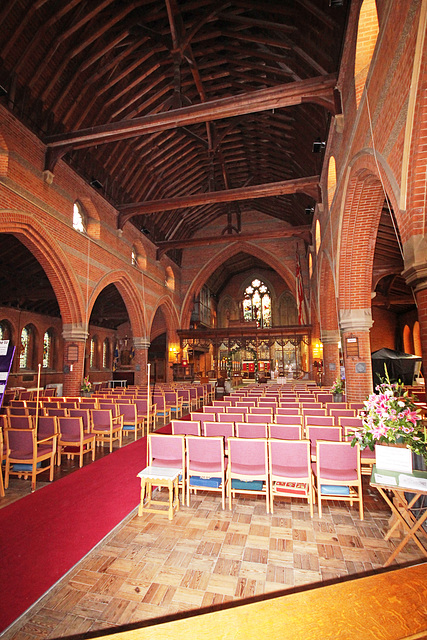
left=0, top=340, right=16, bottom=408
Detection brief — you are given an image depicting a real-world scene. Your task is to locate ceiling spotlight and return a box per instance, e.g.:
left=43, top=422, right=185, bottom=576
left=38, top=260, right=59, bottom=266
left=141, top=227, right=150, bottom=235
left=90, top=179, right=103, bottom=189
left=305, top=207, right=314, bottom=216
left=312, top=139, right=326, bottom=153
left=329, top=0, right=344, bottom=6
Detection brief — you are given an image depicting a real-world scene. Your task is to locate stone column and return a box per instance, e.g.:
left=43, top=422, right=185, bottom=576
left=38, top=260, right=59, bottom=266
left=132, top=337, right=150, bottom=386
left=402, top=241, right=427, bottom=378
left=62, top=323, right=88, bottom=397
left=320, top=330, right=341, bottom=387
left=339, top=309, right=374, bottom=402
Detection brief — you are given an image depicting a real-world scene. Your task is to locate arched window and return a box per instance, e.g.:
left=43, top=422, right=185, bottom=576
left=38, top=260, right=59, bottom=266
left=327, top=156, right=337, bottom=209
left=131, top=247, right=138, bottom=267
left=90, top=336, right=98, bottom=369
left=20, top=326, right=31, bottom=369
left=413, top=322, right=421, bottom=357
left=0, top=320, right=12, bottom=341
left=315, top=219, right=321, bottom=255
left=242, top=279, right=271, bottom=328
left=73, top=202, right=86, bottom=233
left=354, top=0, right=379, bottom=108
left=403, top=324, right=412, bottom=354
left=43, top=329, right=54, bottom=369
left=103, top=338, right=110, bottom=369
left=308, top=252, right=313, bottom=279
left=165, top=266, right=175, bottom=291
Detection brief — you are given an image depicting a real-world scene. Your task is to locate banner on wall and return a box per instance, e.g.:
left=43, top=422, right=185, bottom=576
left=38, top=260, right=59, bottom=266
left=296, top=251, right=307, bottom=325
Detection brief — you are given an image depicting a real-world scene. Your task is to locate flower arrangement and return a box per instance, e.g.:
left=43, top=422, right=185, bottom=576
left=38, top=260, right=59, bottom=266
left=331, top=377, right=345, bottom=395
left=351, top=368, right=426, bottom=464
left=81, top=376, right=92, bottom=393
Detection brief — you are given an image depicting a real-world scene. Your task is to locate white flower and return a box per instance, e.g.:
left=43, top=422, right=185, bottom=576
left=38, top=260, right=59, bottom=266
left=397, top=400, right=405, bottom=407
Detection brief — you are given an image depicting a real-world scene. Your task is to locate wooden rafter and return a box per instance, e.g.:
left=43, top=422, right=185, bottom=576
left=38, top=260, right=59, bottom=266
left=117, top=175, right=320, bottom=228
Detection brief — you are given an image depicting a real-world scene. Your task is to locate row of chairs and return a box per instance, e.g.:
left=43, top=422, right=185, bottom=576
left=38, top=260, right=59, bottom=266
left=170, top=419, right=375, bottom=473
left=1, top=409, right=127, bottom=491
left=147, top=433, right=364, bottom=519
left=189, top=408, right=361, bottom=427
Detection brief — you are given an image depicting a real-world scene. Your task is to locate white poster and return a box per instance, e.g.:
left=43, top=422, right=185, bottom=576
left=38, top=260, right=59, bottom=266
left=0, top=340, right=9, bottom=356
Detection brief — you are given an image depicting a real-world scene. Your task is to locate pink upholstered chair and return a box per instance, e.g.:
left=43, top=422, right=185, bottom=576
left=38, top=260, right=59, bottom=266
left=46, top=407, right=69, bottom=418
left=268, top=439, right=315, bottom=516
left=276, top=407, right=301, bottom=416
left=185, top=435, right=226, bottom=508
left=134, top=398, right=156, bottom=432
left=4, top=424, right=57, bottom=491
left=305, top=425, right=342, bottom=458
left=227, top=437, right=269, bottom=511
left=90, top=409, right=123, bottom=452
left=235, top=423, right=268, bottom=439
left=153, top=394, right=170, bottom=426
left=315, top=440, right=364, bottom=519
left=274, top=414, right=303, bottom=426
left=7, top=415, right=33, bottom=430
left=57, top=416, right=96, bottom=467
left=268, top=423, right=302, bottom=440
left=219, top=412, right=245, bottom=423
left=164, top=391, right=183, bottom=419
left=204, top=421, right=234, bottom=442
left=328, top=408, right=356, bottom=425
left=148, top=433, right=185, bottom=503
left=246, top=413, right=271, bottom=424
left=171, top=420, right=201, bottom=436
left=37, top=415, right=59, bottom=463
left=304, top=415, right=335, bottom=430
left=69, top=408, right=91, bottom=434
left=116, top=403, right=145, bottom=440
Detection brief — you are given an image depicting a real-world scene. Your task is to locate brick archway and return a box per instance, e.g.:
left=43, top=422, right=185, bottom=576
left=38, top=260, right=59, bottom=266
left=88, top=271, right=146, bottom=337
left=0, top=212, right=84, bottom=325
left=180, top=241, right=297, bottom=328
left=150, top=295, right=180, bottom=338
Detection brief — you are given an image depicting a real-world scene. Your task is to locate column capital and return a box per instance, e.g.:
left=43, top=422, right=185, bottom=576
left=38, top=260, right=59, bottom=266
left=62, top=323, right=88, bottom=342
left=402, top=235, right=427, bottom=292
left=133, top=336, right=151, bottom=350
left=339, top=309, right=373, bottom=333
left=320, top=329, right=341, bottom=344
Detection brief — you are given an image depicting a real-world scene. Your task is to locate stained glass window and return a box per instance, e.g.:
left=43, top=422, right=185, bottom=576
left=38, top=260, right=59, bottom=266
left=43, top=330, right=52, bottom=368
left=242, top=279, right=271, bottom=328
left=103, top=339, right=109, bottom=368
left=90, top=337, right=97, bottom=368
left=20, top=326, right=30, bottom=368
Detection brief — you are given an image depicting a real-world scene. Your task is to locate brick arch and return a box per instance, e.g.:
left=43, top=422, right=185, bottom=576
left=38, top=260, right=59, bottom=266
left=318, top=251, right=339, bottom=332
left=339, top=153, right=401, bottom=309
left=149, top=295, right=180, bottom=338
left=180, top=241, right=296, bottom=328
left=88, top=271, right=146, bottom=337
left=0, top=211, right=84, bottom=325
left=404, top=25, right=427, bottom=242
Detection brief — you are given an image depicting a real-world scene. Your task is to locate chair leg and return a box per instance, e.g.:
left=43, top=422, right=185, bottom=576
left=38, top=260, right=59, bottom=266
left=0, top=466, right=4, bottom=497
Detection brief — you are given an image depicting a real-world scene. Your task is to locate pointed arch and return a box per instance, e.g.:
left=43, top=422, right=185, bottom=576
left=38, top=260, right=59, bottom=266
left=88, top=271, right=146, bottom=337
left=149, top=295, right=180, bottom=338
left=180, top=241, right=297, bottom=328
left=0, top=212, right=84, bottom=325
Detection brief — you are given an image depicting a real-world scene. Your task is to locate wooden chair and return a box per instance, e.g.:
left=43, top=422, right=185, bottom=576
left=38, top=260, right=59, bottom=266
left=269, top=438, right=315, bottom=516
left=227, top=437, right=269, bottom=512
left=148, top=433, right=186, bottom=504
left=4, top=424, right=57, bottom=491
left=314, top=440, right=364, bottom=520
left=186, top=435, right=226, bottom=509
left=57, top=416, right=96, bottom=467
left=91, top=409, right=123, bottom=452
left=117, top=403, right=145, bottom=440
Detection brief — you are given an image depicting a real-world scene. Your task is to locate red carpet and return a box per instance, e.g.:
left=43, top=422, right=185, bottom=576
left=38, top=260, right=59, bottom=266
left=0, top=436, right=149, bottom=633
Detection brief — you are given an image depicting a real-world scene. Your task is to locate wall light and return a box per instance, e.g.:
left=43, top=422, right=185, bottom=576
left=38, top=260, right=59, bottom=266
left=312, top=139, right=326, bottom=153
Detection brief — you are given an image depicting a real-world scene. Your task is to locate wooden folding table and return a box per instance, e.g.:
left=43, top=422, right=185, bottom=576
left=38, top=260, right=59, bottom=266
left=370, top=465, right=427, bottom=566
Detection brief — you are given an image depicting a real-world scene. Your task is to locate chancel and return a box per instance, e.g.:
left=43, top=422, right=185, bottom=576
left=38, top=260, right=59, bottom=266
left=0, top=1, right=427, bottom=639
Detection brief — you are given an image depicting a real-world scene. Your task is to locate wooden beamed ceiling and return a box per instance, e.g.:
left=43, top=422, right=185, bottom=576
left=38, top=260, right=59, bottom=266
left=0, top=0, right=349, bottom=252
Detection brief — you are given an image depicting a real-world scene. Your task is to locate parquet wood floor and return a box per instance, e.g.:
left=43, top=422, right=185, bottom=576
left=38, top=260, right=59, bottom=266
left=2, top=470, right=425, bottom=640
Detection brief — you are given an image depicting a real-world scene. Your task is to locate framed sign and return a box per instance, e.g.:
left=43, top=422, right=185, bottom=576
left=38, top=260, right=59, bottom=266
left=346, top=336, right=359, bottom=357
left=67, top=344, right=79, bottom=362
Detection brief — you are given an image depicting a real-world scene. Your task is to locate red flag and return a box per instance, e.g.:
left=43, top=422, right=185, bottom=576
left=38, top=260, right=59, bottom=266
left=296, top=252, right=307, bottom=325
